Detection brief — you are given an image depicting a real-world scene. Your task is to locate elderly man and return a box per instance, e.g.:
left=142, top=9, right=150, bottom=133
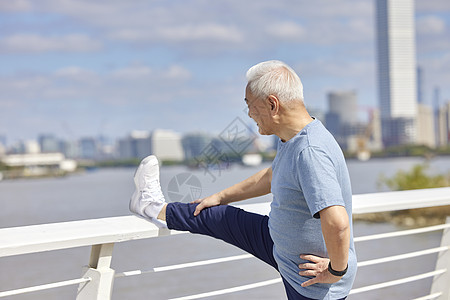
left=130, top=60, right=357, bottom=299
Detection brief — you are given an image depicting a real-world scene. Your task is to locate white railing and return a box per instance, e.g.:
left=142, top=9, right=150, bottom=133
left=0, top=187, right=449, bottom=299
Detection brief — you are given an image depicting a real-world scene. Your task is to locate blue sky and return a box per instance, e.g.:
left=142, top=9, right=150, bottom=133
left=0, top=0, right=449, bottom=144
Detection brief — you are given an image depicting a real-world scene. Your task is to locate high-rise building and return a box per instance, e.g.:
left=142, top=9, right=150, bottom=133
left=437, top=102, right=450, bottom=147
left=151, top=129, right=184, bottom=162
left=433, top=87, right=441, bottom=146
left=61, top=140, right=79, bottom=159
left=79, top=137, right=98, bottom=160
left=417, top=66, right=424, bottom=104
left=118, top=131, right=151, bottom=160
left=182, top=133, right=212, bottom=159
left=0, top=135, right=6, bottom=157
left=307, top=107, right=325, bottom=123
left=417, top=104, right=436, bottom=148
left=328, top=90, right=358, bottom=125
left=376, top=0, right=417, bottom=146
left=367, top=109, right=383, bottom=152
left=0, top=134, right=6, bottom=148
left=324, top=90, right=360, bottom=150
left=118, top=129, right=184, bottom=161
left=38, top=134, right=61, bottom=153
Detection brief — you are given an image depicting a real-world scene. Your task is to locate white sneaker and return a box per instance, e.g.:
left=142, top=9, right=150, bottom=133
left=130, top=155, right=167, bottom=228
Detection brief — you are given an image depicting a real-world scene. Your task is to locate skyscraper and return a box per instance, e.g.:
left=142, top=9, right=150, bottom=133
left=328, top=90, right=358, bottom=125
left=151, top=129, right=184, bottom=162
left=325, top=91, right=357, bottom=136
left=438, top=102, right=450, bottom=147
left=417, top=104, right=436, bottom=148
left=376, top=0, right=417, bottom=146
left=38, top=134, right=61, bottom=153
left=417, top=66, right=423, bottom=104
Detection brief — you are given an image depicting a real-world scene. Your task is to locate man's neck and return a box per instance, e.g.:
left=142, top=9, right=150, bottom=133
left=277, top=112, right=314, bottom=142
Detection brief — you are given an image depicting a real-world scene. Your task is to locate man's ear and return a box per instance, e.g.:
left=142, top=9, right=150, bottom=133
left=268, top=95, right=280, bottom=116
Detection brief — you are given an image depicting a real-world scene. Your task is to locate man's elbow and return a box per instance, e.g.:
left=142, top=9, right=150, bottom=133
left=321, top=206, right=350, bottom=236
left=334, top=219, right=349, bottom=238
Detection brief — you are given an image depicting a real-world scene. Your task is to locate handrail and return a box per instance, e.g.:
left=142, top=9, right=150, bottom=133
left=0, top=277, right=91, bottom=298
left=115, top=254, right=253, bottom=278
left=354, top=223, right=450, bottom=242
left=0, top=187, right=449, bottom=299
left=351, top=187, right=450, bottom=214
left=0, top=215, right=163, bottom=258
left=348, top=269, right=447, bottom=295
left=413, top=292, right=443, bottom=300
left=356, top=246, right=449, bottom=267
left=1, top=222, right=447, bottom=299
left=168, top=279, right=283, bottom=300
left=1, top=187, right=449, bottom=259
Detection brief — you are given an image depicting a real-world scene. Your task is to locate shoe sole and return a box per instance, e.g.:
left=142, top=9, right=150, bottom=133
left=130, top=155, right=159, bottom=215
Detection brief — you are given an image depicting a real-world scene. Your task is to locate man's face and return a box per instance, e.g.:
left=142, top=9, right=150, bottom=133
left=245, top=86, right=273, bottom=136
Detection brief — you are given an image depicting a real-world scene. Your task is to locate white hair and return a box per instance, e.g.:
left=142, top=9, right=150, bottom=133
left=246, top=60, right=304, bottom=105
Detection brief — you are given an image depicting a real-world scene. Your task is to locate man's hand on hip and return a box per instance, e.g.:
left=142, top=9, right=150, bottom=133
left=299, top=254, right=342, bottom=287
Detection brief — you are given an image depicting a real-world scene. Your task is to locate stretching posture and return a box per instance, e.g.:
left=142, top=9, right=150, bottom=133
left=130, top=60, right=357, bottom=299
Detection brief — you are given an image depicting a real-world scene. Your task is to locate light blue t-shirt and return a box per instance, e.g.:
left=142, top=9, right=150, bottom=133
left=269, top=119, right=357, bottom=299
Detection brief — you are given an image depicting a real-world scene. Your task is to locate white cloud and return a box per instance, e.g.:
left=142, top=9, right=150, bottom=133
left=0, top=63, right=192, bottom=107
left=0, top=0, right=378, bottom=57
left=417, top=15, right=446, bottom=35
left=111, top=66, right=153, bottom=80
left=53, top=67, right=100, bottom=87
left=0, top=99, right=20, bottom=109
left=164, top=65, right=192, bottom=80
left=12, top=0, right=374, bottom=52
left=110, top=24, right=244, bottom=44
left=420, top=52, right=450, bottom=84
left=55, top=67, right=96, bottom=78
left=161, top=24, right=244, bottom=43
left=0, top=0, right=32, bottom=12
left=266, top=22, right=306, bottom=41
left=415, top=15, right=449, bottom=55
left=418, top=37, right=450, bottom=54
left=297, top=59, right=374, bottom=83
left=0, top=34, right=102, bottom=53
left=1, top=75, right=51, bottom=91
left=110, top=65, right=191, bottom=81
left=297, top=18, right=373, bottom=46
left=416, top=0, right=450, bottom=13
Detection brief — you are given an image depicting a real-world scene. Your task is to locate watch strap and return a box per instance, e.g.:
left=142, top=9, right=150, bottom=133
left=328, top=262, right=348, bottom=277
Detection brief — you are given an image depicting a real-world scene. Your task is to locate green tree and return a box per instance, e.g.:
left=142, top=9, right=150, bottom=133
left=378, top=164, right=449, bottom=191
left=373, top=164, right=450, bottom=227
left=0, top=161, right=10, bottom=171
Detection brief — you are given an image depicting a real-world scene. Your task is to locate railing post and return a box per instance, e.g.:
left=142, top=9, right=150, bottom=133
left=431, top=217, right=450, bottom=300
left=77, top=243, right=115, bottom=300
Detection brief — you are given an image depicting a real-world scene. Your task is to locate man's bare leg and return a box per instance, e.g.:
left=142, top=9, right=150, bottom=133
left=157, top=204, right=168, bottom=221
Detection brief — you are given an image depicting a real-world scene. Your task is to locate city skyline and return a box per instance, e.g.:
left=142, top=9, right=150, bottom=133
left=0, top=0, right=449, bottom=143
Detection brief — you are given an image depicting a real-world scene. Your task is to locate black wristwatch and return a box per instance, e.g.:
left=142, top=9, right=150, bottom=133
left=328, top=262, right=348, bottom=277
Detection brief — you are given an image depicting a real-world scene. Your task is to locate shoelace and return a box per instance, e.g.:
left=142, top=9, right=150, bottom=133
left=141, top=178, right=164, bottom=202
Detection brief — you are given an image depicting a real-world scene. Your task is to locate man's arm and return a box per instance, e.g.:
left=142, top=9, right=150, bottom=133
left=193, top=167, right=272, bottom=216
left=299, top=205, right=350, bottom=287
left=321, top=205, right=350, bottom=272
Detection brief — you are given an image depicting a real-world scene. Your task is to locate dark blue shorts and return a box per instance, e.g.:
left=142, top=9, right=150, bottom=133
left=166, top=202, right=347, bottom=300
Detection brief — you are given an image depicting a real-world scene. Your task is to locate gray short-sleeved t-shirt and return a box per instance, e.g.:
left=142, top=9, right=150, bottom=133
left=269, top=119, right=357, bottom=299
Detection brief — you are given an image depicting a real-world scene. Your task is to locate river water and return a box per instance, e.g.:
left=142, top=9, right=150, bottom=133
left=0, top=156, right=449, bottom=299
